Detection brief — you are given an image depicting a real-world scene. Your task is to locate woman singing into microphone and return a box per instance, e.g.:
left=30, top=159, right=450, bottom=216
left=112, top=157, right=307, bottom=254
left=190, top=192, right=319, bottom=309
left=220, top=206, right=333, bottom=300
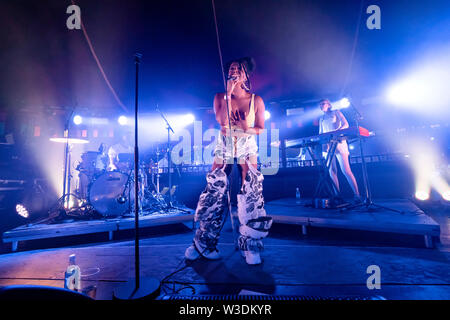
left=184, top=57, right=272, bottom=265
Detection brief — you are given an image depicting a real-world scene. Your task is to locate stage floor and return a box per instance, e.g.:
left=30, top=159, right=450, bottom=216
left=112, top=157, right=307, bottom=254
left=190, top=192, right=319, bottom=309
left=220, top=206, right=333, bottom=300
left=0, top=201, right=449, bottom=300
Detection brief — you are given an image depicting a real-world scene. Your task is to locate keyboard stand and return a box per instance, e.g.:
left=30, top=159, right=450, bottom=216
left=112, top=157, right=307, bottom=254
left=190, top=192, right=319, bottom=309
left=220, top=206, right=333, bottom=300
left=306, top=140, right=346, bottom=208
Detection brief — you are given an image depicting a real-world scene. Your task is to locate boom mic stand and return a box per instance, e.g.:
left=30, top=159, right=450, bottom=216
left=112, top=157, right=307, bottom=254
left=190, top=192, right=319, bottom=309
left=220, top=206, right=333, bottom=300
left=156, top=105, right=190, bottom=213
left=343, top=102, right=402, bottom=214
left=114, top=53, right=160, bottom=300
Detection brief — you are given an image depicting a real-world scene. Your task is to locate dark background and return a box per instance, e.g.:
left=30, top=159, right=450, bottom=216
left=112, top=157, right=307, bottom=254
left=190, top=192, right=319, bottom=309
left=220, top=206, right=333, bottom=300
left=0, top=0, right=448, bottom=116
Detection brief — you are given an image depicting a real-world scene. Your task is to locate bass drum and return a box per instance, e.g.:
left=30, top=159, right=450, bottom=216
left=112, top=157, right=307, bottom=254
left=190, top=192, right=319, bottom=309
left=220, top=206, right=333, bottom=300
left=89, top=171, right=134, bottom=216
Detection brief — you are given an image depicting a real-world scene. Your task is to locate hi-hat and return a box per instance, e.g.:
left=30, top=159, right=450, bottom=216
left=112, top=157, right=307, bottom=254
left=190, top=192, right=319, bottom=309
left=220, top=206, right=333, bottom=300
left=49, top=137, right=89, bottom=144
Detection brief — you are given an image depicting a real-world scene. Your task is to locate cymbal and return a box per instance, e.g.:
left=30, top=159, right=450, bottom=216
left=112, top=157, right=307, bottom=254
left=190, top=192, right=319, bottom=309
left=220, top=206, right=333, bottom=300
left=49, top=137, right=89, bottom=144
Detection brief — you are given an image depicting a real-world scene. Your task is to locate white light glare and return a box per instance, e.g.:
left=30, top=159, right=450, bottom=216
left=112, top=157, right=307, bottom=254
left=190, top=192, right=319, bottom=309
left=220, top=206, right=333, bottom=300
left=442, top=190, right=450, bottom=201
left=264, top=110, right=271, bottom=120
left=415, top=190, right=430, bottom=201
left=183, top=114, right=195, bottom=125
left=339, top=98, right=351, bottom=109
left=118, top=116, right=128, bottom=126
left=385, top=47, right=450, bottom=112
left=331, top=98, right=351, bottom=110
left=73, top=115, right=83, bottom=125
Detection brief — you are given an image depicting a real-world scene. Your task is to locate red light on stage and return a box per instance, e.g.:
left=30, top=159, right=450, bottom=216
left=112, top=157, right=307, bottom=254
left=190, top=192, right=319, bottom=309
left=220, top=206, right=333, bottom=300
left=93, top=130, right=98, bottom=138
left=34, top=126, right=41, bottom=137
left=359, top=126, right=370, bottom=137
left=82, top=130, right=87, bottom=138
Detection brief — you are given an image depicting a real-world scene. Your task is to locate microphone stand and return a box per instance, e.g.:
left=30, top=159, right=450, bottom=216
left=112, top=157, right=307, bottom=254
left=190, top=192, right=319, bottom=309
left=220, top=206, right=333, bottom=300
left=343, top=102, right=402, bottom=214
left=156, top=105, right=174, bottom=206
left=156, top=105, right=190, bottom=213
left=114, top=53, right=160, bottom=300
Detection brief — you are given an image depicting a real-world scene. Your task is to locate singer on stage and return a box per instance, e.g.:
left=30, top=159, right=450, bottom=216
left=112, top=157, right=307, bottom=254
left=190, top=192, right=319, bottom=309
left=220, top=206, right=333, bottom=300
left=185, top=57, right=272, bottom=265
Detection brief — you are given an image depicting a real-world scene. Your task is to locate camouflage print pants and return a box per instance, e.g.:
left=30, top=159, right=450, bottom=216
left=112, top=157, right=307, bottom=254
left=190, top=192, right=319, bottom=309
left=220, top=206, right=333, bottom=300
left=193, top=162, right=272, bottom=254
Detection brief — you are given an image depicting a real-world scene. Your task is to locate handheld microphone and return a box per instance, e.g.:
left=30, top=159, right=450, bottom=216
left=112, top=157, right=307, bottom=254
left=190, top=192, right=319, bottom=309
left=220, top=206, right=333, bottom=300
left=227, top=75, right=238, bottom=81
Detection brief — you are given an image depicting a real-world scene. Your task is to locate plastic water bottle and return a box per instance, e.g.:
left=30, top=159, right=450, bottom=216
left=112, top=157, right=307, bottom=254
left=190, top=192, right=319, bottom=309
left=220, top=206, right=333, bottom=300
left=64, top=254, right=81, bottom=292
left=296, top=187, right=301, bottom=204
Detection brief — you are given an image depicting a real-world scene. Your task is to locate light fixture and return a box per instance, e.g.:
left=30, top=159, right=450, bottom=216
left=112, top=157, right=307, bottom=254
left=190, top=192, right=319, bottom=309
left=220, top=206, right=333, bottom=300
left=15, top=204, right=29, bottom=218
left=73, top=115, right=83, bottom=125
left=118, top=116, right=128, bottom=126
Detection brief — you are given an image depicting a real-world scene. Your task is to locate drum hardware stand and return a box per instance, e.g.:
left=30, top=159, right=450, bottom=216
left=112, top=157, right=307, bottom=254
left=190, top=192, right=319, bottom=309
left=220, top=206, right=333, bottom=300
left=113, top=53, right=160, bottom=300
left=155, top=145, right=162, bottom=194
left=341, top=102, right=402, bottom=214
left=149, top=145, right=168, bottom=209
left=144, top=147, right=167, bottom=212
left=61, top=110, right=75, bottom=210
left=46, top=110, right=86, bottom=221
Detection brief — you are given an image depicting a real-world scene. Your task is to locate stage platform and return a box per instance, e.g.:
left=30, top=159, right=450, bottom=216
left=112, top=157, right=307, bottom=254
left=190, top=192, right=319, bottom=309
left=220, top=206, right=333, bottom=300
left=1, top=199, right=441, bottom=252
left=2, top=207, right=194, bottom=252
left=266, top=198, right=440, bottom=248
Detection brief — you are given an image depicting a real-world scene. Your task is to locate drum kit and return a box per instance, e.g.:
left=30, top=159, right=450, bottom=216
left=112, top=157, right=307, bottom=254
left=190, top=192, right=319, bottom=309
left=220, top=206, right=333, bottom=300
left=49, top=137, right=179, bottom=219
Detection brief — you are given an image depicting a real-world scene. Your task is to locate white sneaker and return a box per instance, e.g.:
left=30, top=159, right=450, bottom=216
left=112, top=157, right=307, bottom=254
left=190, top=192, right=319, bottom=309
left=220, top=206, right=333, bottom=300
left=201, top=248, right=221, bottom=260
left=185, top=244, right=221, bottom=260
left=244, top=251, right=261, bottom=265
left=184, top=244, right=200, bottom=261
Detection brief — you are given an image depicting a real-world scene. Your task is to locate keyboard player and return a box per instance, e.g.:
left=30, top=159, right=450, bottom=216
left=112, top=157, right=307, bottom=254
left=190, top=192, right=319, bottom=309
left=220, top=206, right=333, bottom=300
left=319, top=99, right=361, bottom=201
